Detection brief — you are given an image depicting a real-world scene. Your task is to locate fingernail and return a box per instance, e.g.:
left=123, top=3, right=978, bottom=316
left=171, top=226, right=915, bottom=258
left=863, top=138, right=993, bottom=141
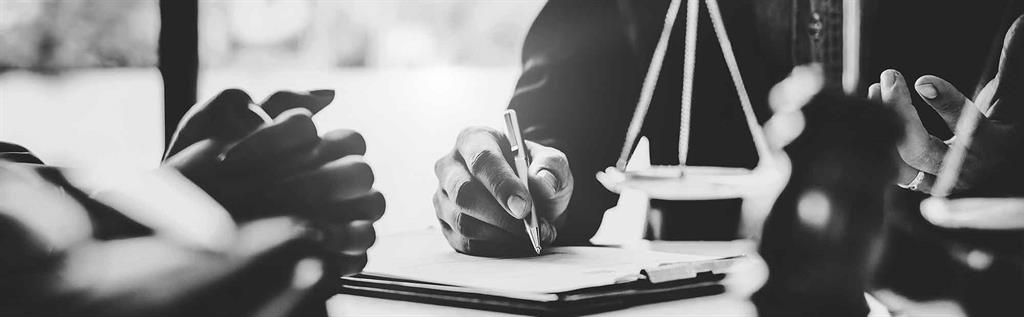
left=309, top=89, right=335, bottom=99
left=537, top=169, right=560, bottom=190
left=507, top=195, right=529, bottom=218
left=916, top=83, right=939, bottom=99
left=882, top=70, right=899, bottom=87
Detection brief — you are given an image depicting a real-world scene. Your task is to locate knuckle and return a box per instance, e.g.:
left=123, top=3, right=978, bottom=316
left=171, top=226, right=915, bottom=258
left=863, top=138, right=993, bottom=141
left=441, top=230, right=469, bottom=253
left=466, top=148, right=504, bottom=176
left=457, top=126, right=498, bottom=143
left=447, top=179, right=471, bottom=203
left=267, top=90, right=296, bottom=99
left=433, top=190, right=448, bottom=217
left=538, top=149, right=569, bottom=168
left=489, top=175, right=521, bottom=200
left=451, top=211, right=467, bottom=234
left=434, top=151, right=457, bottom=177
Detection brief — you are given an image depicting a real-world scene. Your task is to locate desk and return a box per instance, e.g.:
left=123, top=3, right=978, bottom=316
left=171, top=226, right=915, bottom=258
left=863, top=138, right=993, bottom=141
left=326, top=235, right=891, bottom=316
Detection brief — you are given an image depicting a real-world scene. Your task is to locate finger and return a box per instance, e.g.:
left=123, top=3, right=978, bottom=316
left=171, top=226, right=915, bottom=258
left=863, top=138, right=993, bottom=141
left=323, top=221, right=376, bottom=255
left=525, top=142, right=571, bottom=195
left=311, top=190, right=386, bottom=223
left=439, top=220, right=539, bottom=257
left=273, top=156, right=374, bottom=206
left=435, top=152, right=529, bottom=238
left=322, top=252, right=369, bottom=277
left=166, top=89, right=261, bottom=158
left=435, top=150, right=473, bottom=202
left=537, top=217, right=557, bottom=245
left=222, top=108, right=321, bottom=170
left=895, top=163, right=938, bottom=194
left=988, top=15, right=1024, bottom=121
left=261, top=90, right=335, bottom=117
left=241, top=129, right=368, bottom=183
left=868, top=83, right=881, bottom=102
left=880, top=70, right=920, bottom=127
left=914, top=75, right=972, bottom=131
left=163, top=139, right=229, bottom=177
left=433, top=186, right=525, bottom=240
left=881, top=70, right=948, bottom=174
left=525, top=142, right=573, bottom=220
left=921, top=197, right=1024, bottom=230
left=316, top=129, right=366, bottom=160
left=455, top=127, right=533, bottom=219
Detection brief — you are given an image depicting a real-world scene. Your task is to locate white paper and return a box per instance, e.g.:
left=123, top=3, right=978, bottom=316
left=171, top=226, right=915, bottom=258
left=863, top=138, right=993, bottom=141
left=364, top=230, right=715, bottom=294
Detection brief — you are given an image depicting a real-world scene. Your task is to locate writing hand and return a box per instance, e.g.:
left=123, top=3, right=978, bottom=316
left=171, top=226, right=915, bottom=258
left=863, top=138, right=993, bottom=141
left=433, top=126, right=573, bottom=256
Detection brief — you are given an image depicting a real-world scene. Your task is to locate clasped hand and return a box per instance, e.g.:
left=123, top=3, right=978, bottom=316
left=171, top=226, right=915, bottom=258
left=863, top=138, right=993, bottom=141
left=164, top=89, right=384, bottom=274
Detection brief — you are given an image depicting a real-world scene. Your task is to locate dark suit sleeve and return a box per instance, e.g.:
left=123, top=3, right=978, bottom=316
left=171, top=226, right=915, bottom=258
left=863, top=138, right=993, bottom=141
left=508, top=0, right=649, bottom=244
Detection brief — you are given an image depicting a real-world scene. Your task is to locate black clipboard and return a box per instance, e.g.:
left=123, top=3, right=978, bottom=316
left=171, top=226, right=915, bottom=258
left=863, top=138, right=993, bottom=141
left=337, top=257, right=736, bottom=316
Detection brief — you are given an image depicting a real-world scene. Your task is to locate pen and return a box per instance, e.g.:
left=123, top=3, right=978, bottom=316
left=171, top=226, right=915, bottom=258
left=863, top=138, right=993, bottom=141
left=504, top=110, right=542, bottom=255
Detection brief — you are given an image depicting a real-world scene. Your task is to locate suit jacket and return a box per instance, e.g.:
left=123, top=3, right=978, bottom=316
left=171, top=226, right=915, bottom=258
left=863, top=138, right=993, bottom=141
left=510, top=0, right=1021, bottom=244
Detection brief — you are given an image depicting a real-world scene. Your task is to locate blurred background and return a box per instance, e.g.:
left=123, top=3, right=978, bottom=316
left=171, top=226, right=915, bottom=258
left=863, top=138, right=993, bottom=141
left=0, top=0, right=545, bottom=233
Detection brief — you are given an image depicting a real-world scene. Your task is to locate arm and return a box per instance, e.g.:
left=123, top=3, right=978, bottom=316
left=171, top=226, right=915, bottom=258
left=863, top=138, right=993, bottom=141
left=509, top=0, right=646, bottom=244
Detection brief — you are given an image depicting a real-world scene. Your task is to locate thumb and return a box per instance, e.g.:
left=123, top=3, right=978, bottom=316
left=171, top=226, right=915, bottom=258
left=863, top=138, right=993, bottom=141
left=914, top=75, right=973, bottom=132
left=260, top=90, right=336, bottom=117
left=165, top=89, right=262, bottom=159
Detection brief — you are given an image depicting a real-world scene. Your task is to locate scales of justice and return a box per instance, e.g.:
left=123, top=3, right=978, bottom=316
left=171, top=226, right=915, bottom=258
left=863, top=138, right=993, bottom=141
left=596, top=0, right=858, bottom=201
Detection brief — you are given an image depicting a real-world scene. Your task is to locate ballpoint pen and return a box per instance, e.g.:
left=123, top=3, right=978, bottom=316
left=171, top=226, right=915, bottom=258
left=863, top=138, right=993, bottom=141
left=504, top=109, right=542, bottom=254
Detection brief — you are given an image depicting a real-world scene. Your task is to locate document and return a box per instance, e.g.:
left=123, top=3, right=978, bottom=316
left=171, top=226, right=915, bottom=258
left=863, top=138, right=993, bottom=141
left=363, top=230, right=720, bottom=295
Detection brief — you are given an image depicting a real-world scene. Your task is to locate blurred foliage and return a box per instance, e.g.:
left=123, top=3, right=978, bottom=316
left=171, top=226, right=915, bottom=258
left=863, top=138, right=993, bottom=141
left=0, top=0, right=159, bottom=72
left=0, top=0, right=543, bottom=72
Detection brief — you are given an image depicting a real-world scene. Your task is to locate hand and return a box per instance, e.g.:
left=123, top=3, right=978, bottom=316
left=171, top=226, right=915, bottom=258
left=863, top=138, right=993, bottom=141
left=921, top=197, right=1024, bottom=230
left=867, top=69, right=1024, bottom=194
left=867, top=17, right=1024, bottom=195
left=433, top=126, right=573, bottom=257
left=163, top=89, right=383, bottom=275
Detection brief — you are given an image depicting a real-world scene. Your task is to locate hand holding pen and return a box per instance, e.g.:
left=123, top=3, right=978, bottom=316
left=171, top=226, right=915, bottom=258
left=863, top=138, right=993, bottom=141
left=432, top=111, right=574, bottom=257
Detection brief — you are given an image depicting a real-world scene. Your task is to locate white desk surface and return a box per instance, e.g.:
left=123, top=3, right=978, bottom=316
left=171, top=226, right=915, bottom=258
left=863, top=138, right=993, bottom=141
left=326, top=236, right=890, bottom=316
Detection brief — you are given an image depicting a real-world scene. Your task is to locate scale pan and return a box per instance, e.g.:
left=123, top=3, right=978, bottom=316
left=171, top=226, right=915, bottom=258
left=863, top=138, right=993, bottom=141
left=596, top=165, right=773, bottom=200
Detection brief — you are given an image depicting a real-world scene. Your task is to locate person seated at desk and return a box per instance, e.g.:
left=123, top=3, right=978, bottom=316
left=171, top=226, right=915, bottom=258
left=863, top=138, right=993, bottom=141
left=431, top=0, right=1021, bottom=257
left=0, top=89, right=384, bottom=316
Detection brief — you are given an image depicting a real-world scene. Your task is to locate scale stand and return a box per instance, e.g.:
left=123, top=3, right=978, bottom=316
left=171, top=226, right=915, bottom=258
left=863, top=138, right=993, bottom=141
left=596, top=0, right=783, bottom=200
